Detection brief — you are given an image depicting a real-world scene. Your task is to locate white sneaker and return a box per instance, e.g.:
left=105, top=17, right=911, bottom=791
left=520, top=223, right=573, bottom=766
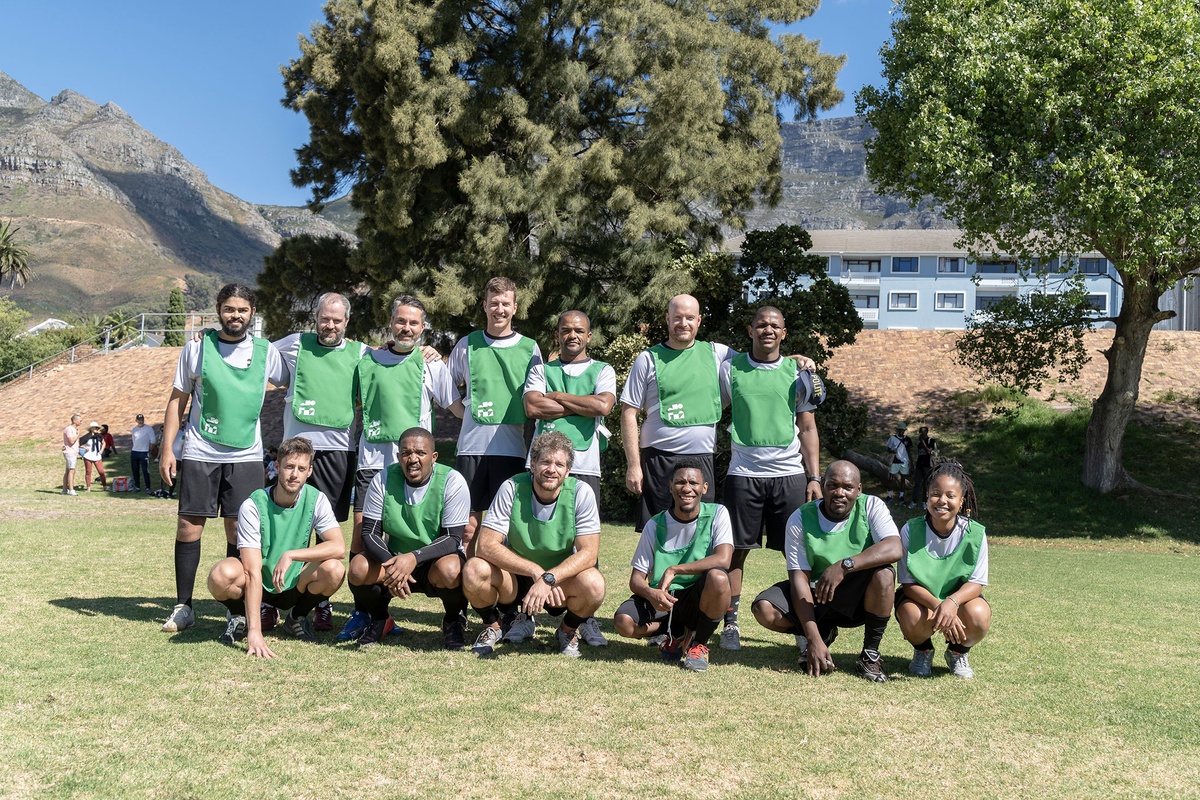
left=909, top=647, right=934, bottom=677
left=719, top=623, right=741, bottom=651
left=501, top=612, right=536, bottom=643
left=945, top=650, right=975, bottom=679
left=161, top=603, right=195, bottom=632
left=66, top=489, right=78, bottom=496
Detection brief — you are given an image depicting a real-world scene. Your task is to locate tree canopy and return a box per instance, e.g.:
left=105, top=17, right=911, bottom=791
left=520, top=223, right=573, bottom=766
left=282, top=0, right=843, bottom=337
left=0, top=220, right=32, bottom=290
left=857, top=0, right=1200, bottom=493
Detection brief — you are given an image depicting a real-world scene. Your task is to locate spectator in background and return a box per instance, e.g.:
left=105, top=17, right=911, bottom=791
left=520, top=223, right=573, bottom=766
left=79, top=422, right=108, bottom=491
left=264, top=446, right=279, bottom=487
left=130, top=414, right=155, bottom=493
left=62, top=413, right=82, bottom=496
left=101, top=424, right=116, bottom=459
left=884, top=422, right=910, bottom=506
left=912, top=426, right=939, bottom=508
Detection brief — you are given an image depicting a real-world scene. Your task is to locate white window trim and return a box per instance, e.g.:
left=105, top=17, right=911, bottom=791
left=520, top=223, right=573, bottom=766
left=890, top=257, right=920, bottom=274
left=935, top=291, right=966, bottom=311
left=888, top=291, right=919, bottom=311
left=938, top=257, right=966, bottom=274
left=1088, top=294, right=1109, bottom=313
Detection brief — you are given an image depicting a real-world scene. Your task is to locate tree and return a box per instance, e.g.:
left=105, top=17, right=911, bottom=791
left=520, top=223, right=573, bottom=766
left=857, top=0, right=1200, bottom=493
left=164, top=288, right=185, bottom=347
left=182, top=274, right=221, bottom=312
left=283, top=0, right=844, bottom=338
left=0, top=220, right=33, bottom=290
left=255, top=234, right=364, bottom=339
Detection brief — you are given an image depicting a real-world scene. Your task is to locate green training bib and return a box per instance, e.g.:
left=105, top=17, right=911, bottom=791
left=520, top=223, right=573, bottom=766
left=537, top=359, right=606, bottom=450
left=651, top=341, right=722, bottom=427
left=199, top=331, right=268, bottom=449
left=904, top=517, right=985, bottom=600
left=506, top=473, right=578, bottom=571
left=381, top=463, right=451, bottom=555
left=468, top=331, right=535, bottom=425
left=292, top=333, right=361, bottom=429
left=357, top=351, right=425, bottom=443
left=648, top=504, right=716, bottom=591
left=251, top=483, right=318, bottom=593
left=801, top=494, right=871, bottom=580
left=729, top=354, right=798, bottom=447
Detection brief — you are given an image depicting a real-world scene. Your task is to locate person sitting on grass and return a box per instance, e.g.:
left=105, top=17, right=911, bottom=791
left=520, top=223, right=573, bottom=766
left=612, top=459, right=732, bottom=672
left=896, top=462, right=991, bottom=680
left=462, top=431, right=605, bottom=658
left=751, top=459, right=901, bottom=682
left=206, top=436, right=346, bottom=657
left=347, top=426, right=471, bottom=650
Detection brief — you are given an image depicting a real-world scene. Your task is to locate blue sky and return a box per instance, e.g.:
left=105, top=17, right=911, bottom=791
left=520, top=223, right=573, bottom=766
left=2, top=0, right=894, bottom=207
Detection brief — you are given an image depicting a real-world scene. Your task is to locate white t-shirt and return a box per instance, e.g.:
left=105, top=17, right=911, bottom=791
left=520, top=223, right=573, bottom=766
left=130, top=424, right=155, bottom=453
left=523, top=359, right=617, bottom=477
left=897, top=516, right=989, bottom=587
left=619, top=341, right=733, bottom=454
left=483, top=477, right=601, bottom=538
left=630, top=504, right=734, bottom=577
left=173, top=336, right=289, bottom=464
left=719, top=355, right=822, bottom=478
left=276, top=333, right=370, bottom=452
left=235, top=488, right=340, bottom=550
left=449, top=331, right=543, bottom=458
left=886, top=434, right=910, bottom=465
left=360, top=467, right=472, bottom=531
left=784, top=495, right=899, bottom=573
left=356, top=348, right=460, bottom=471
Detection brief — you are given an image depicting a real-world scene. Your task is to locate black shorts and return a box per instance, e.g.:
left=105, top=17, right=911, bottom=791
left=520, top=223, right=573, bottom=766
left=177, top=460, right=262, bottom=518
left=512, top=574, right=567, bottom=617
left=637, top=448, right=715, bottom=531
left=756, top=566, right=896, bottom=632
left=376, top=555, right=466, bottom=599
left=572, top=473, right=600, bottom=502
left=353, top=468, right=380, bottom=513
left=456, top=455, right=526, bottom=513
left=309, top=449, right=356, bottom=522
left=723, top=473, right=806, bottom=551
left=614, top=571, right=716, bottom=637
left=262, top=587, right=302, bottom=610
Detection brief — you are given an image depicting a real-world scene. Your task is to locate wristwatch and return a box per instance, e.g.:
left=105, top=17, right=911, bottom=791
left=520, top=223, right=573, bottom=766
left=541, top=572, right=556, bottom=586
left=807, top=476, right=821, bottom=483
left=841, top=557, right=855, bottom=572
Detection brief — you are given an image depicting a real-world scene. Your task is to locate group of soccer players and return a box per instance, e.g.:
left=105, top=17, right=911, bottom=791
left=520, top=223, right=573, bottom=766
left=157, top=278, right=991, bottom=679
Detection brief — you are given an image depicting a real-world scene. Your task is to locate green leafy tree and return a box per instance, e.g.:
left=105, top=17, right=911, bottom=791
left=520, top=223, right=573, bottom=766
left=0, top=220, right=33, bottom=290
left=283, top=0, right=844, bottom=339
left=256, top=234, right=364, bottom=339
left=164, top=288, right=185, bottom=347
left=857, top=0, right=1200, bottom=493
left=182, top=274, right=221, bottom=312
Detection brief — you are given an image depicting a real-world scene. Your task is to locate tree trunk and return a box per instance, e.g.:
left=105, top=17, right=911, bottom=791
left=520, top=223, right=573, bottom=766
left=842, top=449, right=890, bottom=485
left=1083, top=279, right=1169, bottom=493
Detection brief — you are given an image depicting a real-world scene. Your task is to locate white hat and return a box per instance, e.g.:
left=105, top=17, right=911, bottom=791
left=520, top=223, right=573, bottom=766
left=88, top=421, right=101, bottom=429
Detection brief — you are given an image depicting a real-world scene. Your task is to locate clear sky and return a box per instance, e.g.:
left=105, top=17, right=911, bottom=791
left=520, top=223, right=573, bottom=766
left=2, top=0, right=893, bottom=208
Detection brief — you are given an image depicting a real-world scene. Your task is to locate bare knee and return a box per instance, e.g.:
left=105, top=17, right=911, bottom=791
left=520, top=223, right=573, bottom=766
left=613, top=613, right=639, bottom=638
left=207, top=557, right=245, bottom=600
left=752, top=599, right=785, bottom=631
left=348, top=553, right=373, bottom=586
left=429, top=555, right=462, bottom=589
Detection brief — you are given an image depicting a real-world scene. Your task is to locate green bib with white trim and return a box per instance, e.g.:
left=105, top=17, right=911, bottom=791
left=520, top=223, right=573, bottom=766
left=904, top=517, right=985, bottom=600
left=381, top=463, right=450, bottom=555
left=506, top=473, right=578, bottom=571
left=649, top=505, right=716, bottom=591
left=357, top=351, right=425, bottom=443
left=251, top=483, right=318, bottom=593
left=198, top=331, right=268, bottom=449
left=292, top=333, right=361, bottom=429
left=801, top=495, right=871, bottom=580
left=729, top=354, right=798, bottom=447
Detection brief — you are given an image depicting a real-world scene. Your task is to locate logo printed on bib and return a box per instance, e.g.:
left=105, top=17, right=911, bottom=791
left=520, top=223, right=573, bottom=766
left=296, top=399, right=317, bottom=417
left=477, top=400, right=495, bottom=420
left=202, top=416, right=220, bottom=435
left=366, top=420, right=382, bottom=438
left=665, top=403, right=686, bottom=422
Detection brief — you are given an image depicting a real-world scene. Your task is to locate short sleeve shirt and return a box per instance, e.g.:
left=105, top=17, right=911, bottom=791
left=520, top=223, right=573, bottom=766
left=783, top=495, right=899, bottom=573
left=360, top=467, right=472, bottom=530
left=356, top=349, right=460, bottom=471
left=619, top=341, right=732, bottom=454
left=897, top=516, right=989, bottom=587
left=483, top=478, right=601, bottom=538
left=449, top=332, right=544, bottom=458
left=718, top=355, right=824, bottom=478
left=276, top=333, right=370, bottom=451
left=235, top=489, right=340, bottom=550
left=630, top=505, right=734, bottom=577
left=130, top=424, right=155, bottom=452
left=523, top=358, right=617, bottom=477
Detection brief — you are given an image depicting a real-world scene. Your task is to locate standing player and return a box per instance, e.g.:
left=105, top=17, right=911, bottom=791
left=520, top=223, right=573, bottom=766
left=717, top=306, right=826, bottom=650
left=612, top=460, right=733, bottom=672
left=160, top=283, right=289, bottom=634
left=523, top=309, right=616, bottom=647
left=347, top=427, right=471, bottom=649
left=206, top=437, right=346, bottom=656
left=448, top=277, right=542, bottom=552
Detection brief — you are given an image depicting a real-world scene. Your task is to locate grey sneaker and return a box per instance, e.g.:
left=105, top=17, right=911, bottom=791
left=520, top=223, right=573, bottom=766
left=556, top=627, right=581, bottom=658
left=946, top=650, right=975, bottom=679
left=909, top=647, right=934, bottom=677
left=579, top=617, right=608, bottom=647
left=220, top=614, right=247, bottom=645
left=719, top=623, right=741, bottom=651
left=796, top=634, right=808, bottom=656
left=648, top=633, right=669, bottom=647
left=281, top=614, right=315, bottom=641
left=472, top=624, right=503, bottom=657
left=161, top=603, right=195, bottom=632
left=500, top=612, right=536, bottom=643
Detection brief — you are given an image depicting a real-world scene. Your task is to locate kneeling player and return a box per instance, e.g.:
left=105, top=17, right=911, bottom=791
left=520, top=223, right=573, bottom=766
left=613, top=459, right=732, bottom=672
left=208, top=437, right=346, bottom=658
left=463, top=432, right=605, bottom=658
left=348, top=427, right=471, bottom=649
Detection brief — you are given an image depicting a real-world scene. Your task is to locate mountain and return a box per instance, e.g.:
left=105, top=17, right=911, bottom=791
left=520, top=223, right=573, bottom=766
left=0, top=71, right=352, bottom=317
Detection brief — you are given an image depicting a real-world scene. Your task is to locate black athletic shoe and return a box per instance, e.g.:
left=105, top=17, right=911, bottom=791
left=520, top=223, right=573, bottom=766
left=356, top=618, right=395, bottom=648
left=855, top=649, right=888, bottom=683
left=442, top=615, right=466, bottom=651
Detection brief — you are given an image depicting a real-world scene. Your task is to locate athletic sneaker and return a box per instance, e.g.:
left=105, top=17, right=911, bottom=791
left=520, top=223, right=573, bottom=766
left=556, top=627, right=581, bottom=658
left=501, top=612, right=536, bottom=643
left=946, top=650, right=975, bottom=680
left=682, top=642, right=710, bottom=672
left=313, top=601, right=333, bottom=632
left=281, top=614, right=315, bottom=641
left=65, top=489, right=78, bottom=496
left=220, top=614, right=247, bottom=645
left=472, top=625, right=504, bottom=656
left=908, top=647, right=935, bottom=677
left=442, top=615, right=466, bottom=651
left=907, top=501, right=918, bottom=509
left=719, top=623, right=741, bottom=651
left=260, top=603, right=279, bottom=632
left=579, top=617, right=608, bottom=647
left=648, top=633, right=669, bottom=648
left=356, top=617, right=395, bottom=648
left=659, top=636, right=684, bottom=662
left=161, top=603, right=194, bottom=633
left=337, top=609, right=371, bottom=641
left=855, top=649, right=888, bottom=682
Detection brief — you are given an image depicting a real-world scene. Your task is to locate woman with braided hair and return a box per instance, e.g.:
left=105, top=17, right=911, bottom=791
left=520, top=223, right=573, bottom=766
left=895, top=461, right=991, bottom=679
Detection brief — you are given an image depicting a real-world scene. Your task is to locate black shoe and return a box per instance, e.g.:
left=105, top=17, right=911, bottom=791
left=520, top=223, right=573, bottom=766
left=855, top=649, right=888, bottom=682
left=356, top=617, right=394, bottom=648
left=442, top=615, right=466, bottom=651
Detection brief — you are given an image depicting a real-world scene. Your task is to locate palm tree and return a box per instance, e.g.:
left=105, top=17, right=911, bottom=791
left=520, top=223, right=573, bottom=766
left=0, top=220, right=33, bottom=290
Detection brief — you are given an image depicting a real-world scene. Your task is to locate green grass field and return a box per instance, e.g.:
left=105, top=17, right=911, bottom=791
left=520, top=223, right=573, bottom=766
left=2, top=431, right=1198, bottom=799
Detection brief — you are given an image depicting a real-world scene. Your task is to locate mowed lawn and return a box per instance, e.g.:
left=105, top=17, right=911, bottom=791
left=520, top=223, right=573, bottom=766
left=1, top=440, right=1198, bottom=799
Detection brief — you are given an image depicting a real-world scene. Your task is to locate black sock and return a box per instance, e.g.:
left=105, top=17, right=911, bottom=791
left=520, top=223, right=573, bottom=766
left=694, top=613, right=721, bottom=647
left=348, top=581, right=376, bottom=615
left=949, top=642, right=971, bottom=654
left=915, top=637, right=934, bottom=651
left=474, top=604, right=500, bottom=626
left=174, top=539, right=202, bottom=606
left=291, top=591, right=323, bottom=620
left=220, top=598, right=246, bottom=617
left=563, top=611, right=586, bottom=630
left=438, top=586, right=469, bottom=624
left=360, top=584, right=391, bottom=621
left=225, top=541, right=239, bottom=560
left=862, top=613, right=890, bottom=653
left=498, top=600, right=518, bottom=617
left=724, top=594, right=741, bottom=626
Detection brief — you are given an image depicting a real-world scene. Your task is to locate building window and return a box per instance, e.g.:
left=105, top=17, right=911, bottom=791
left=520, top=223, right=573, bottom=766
left=938, top=257, right=965, bottom=273
left=936, top=292, right=965, bottom=310
left=889, top=292, right=918, bottom=310
left=975, top=295, right=1006, bottom=311
left=844, top=258, right=881, bottom=272
left=1087, top=294, right=1108, bottom=313
left=977, top=260, right=1018, bottom=274
left=850, top=294, right=879, bottom=309
left=891, top=257, right=919, bottom=273
left=1079, top=258, right=1106, bottom=275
